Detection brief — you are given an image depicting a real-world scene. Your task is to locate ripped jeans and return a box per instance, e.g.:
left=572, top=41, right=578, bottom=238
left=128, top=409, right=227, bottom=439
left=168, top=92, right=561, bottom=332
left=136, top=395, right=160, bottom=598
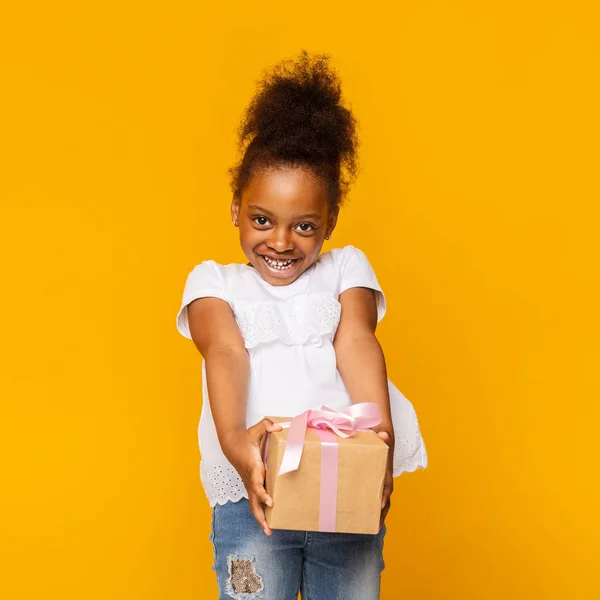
left=209, top=498, right=386, bottom=600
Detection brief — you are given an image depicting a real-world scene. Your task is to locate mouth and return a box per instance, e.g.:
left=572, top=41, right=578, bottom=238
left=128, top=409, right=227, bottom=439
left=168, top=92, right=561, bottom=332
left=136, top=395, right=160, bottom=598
left=259, top=254, right=302, bottom=275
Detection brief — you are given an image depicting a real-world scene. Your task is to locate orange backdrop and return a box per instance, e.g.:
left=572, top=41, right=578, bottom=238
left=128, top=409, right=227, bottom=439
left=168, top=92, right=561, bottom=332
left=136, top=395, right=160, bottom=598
left=1, top=1, right=599, bottom=598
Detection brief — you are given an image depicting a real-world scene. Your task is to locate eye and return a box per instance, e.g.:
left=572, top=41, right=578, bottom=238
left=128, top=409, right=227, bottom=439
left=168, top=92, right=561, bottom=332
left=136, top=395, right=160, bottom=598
left=296, top=222, right=316, bottom=233
left=253, top=216, right=270, bottom=226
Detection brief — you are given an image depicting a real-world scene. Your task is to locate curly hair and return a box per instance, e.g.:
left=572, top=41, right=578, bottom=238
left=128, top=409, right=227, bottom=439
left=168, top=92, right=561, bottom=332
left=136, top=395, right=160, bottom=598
left=228, top=50, right=360, bottom=208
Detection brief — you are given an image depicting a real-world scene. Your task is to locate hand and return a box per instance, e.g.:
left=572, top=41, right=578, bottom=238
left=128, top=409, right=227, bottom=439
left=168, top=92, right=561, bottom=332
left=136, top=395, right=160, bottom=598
left=376, top=430, right=394, bottom=530
left=220, top=418, right=283, bottom=536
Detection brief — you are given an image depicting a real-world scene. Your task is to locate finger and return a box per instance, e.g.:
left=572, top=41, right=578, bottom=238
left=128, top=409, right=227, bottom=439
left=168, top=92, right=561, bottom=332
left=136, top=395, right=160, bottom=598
left=249, top=418, right=283, bottom=441
left=264, top=418, right=283, bottom=433
left=381, top=487, right=391, bottom=509
left=380, top=500, right=391, bottom=529
left=257, top=417, right=284, bottom=434
left=250, top=464, right=273, bottom=507
left=249, top=492, right=272, bottom=536
left=381, top=481, right=393, bottom=509
left=249, top=493, right=269, bottom=532
left=251, top=479, right=273, bottom=508
left=377, top=431, right=393, bottom=448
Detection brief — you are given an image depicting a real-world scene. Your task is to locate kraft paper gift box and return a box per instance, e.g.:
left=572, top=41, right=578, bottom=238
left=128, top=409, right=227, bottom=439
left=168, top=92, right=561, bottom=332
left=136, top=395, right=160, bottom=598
left=262, top=404, right=389, bottom=535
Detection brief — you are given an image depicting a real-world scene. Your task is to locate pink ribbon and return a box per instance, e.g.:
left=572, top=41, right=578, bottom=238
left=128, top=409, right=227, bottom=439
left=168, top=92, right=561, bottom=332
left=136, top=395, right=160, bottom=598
left=274, top=402, right=382, bottom=532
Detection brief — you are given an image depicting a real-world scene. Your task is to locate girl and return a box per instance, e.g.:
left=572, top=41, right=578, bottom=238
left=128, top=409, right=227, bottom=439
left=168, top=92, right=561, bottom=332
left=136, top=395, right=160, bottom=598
left=176, top=50, right=427, bottom=600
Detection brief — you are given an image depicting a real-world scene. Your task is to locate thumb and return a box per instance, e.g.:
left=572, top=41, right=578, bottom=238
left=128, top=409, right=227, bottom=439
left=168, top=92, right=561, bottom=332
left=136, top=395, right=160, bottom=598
left=249, top=417, right=283, bottom=440
left=377, top=431, right=393, bottom=448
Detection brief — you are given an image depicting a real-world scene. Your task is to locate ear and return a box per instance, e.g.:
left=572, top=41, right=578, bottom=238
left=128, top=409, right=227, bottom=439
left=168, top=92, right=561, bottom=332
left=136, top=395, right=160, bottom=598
left=230, top=198, right=240, bottom=226
left=326, top=205, right=339, bottom=237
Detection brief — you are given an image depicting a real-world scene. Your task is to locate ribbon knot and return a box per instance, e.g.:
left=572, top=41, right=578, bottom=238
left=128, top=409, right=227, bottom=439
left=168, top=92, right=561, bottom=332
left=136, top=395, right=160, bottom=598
left=277, top=402, right=382, bottom=476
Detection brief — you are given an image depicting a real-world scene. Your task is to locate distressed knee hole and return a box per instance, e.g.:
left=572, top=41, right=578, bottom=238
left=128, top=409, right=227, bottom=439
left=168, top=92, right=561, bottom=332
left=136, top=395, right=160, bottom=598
left=226, top=554, right=265, bottom=598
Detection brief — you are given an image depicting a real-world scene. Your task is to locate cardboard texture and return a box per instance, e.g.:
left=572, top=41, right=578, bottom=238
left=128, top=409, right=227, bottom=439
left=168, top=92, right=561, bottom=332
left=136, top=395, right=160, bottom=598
left=263, top=416, right=389, bottom=534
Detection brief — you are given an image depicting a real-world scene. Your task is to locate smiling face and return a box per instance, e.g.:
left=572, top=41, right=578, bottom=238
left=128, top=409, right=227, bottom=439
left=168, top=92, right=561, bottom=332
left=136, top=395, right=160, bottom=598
left=231, top=166, right=338, bottom=286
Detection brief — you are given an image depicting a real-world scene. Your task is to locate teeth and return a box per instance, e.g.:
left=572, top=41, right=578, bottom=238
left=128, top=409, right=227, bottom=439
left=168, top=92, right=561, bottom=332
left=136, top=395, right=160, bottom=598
left=263, top=256, right=297, bottom=270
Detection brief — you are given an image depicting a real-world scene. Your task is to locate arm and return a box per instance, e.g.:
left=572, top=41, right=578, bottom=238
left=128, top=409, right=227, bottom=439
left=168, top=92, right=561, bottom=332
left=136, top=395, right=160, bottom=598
left=334, top=287, right=393, bottom=436
left=187, top=296, right=281, bottom=534
left=333, top=286, right=394, bottom=522
left=188, top=296, right=248, bottom=443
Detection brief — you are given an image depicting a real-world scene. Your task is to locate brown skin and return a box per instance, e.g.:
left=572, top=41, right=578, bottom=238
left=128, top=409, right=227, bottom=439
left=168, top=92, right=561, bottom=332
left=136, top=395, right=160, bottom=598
left=230, top=166, right=338, bottom=286
left=188, top=165, right=394, bottom=535
left=333, top=286, right=395, bottom=528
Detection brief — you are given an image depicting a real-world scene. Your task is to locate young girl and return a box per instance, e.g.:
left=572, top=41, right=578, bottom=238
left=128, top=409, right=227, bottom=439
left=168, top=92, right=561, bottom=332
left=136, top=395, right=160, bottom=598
left=176, top=51, right=427, bottom=600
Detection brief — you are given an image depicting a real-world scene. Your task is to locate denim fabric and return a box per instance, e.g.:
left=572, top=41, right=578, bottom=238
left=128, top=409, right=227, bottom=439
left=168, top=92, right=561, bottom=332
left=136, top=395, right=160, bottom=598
left=209, top=498, right=386, bottom=600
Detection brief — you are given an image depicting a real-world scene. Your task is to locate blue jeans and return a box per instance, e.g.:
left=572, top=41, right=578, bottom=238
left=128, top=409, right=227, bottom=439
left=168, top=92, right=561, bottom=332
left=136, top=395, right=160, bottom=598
left=209, top=498, right=386, bottom=600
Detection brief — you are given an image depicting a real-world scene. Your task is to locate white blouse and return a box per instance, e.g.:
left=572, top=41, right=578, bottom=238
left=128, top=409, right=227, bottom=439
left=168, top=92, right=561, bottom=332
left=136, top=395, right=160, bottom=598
left=176, top=245, right=428, bottom=507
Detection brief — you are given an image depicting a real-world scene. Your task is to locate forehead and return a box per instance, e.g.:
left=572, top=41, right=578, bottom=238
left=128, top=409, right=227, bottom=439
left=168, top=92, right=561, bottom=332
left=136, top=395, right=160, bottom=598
left=241, top=166, right=329, bottom=217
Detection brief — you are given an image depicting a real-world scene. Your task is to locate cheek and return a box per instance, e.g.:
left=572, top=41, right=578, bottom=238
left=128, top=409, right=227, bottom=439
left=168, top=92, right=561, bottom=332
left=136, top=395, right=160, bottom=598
left=239, top=227, right=257, bottom=245
left=299, top=237, right=323, bottom=258
left=239, top=228, right=267, bottom=254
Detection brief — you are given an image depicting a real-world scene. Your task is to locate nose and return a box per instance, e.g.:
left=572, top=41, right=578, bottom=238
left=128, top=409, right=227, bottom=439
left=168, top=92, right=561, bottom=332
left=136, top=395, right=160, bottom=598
left=266, top=227, right=295, bottom=254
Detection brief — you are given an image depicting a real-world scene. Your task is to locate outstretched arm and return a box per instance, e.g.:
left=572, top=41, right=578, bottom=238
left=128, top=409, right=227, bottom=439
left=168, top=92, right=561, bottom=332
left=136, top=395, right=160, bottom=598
left=333, top=286, right=394, bottom=524
left=187, top=297, right=281, bottom=535
left=188, top=297, right=249, bottom=440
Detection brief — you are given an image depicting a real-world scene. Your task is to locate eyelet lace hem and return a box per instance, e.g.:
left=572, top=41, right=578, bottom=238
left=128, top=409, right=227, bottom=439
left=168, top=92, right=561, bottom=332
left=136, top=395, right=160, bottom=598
left=201, top=422, right=427, bottom=508
left=392, top=414, right=428, bottom=476
left=201, top=461, right=249, bottom=507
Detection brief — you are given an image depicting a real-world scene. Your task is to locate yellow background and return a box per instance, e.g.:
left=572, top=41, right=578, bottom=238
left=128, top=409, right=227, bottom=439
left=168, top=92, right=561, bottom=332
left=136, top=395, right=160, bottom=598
left=1, top=1, right=599, bottom=598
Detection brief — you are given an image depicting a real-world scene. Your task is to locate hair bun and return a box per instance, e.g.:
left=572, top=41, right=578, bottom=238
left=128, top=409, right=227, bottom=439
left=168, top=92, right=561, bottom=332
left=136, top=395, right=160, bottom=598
left=229, top=50, right=359, bottom=206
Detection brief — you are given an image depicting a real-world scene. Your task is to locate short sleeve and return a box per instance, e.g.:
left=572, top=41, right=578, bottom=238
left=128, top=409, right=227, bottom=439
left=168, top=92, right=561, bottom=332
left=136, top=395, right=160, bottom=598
left=175, top=261, right=227, bottom=339
left=338, top=245, right=387, bottom=322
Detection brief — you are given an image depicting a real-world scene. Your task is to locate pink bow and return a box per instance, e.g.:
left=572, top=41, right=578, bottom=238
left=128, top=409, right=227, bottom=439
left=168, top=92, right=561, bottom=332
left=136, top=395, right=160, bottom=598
left=278, top=402, right=383, bottom=475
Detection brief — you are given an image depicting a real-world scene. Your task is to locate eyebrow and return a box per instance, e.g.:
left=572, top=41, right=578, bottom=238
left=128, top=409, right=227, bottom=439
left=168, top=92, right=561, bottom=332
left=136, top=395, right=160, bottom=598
left=247, top=205, right=322, bottom=221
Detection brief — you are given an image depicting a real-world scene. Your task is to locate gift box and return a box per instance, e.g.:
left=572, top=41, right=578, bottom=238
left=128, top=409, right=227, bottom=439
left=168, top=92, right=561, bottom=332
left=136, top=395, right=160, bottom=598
left=262, top=404, right=389, bottom=534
